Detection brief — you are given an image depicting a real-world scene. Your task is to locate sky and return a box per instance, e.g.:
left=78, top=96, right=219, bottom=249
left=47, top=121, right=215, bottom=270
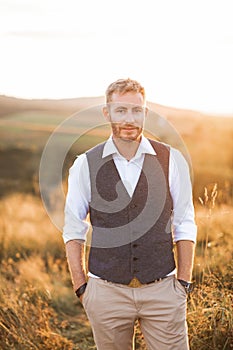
left=0, top=0, right=233, bottom=114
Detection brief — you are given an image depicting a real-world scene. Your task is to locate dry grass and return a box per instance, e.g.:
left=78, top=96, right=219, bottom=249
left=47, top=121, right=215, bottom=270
left=0, top=191, right=232, bottom=349
left=0, top=194, right=75, bottom=349
left=188, top=184, right=233, bottom=349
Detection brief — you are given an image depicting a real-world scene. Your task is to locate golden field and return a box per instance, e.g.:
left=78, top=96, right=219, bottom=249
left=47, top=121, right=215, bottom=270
left=0, top=192, right=232, bottom=349
left=0, top=96, right=232, bottom=349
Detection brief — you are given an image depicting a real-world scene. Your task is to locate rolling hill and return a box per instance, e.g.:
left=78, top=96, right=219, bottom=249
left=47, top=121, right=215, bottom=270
left=0, top=94, right=232, bottom=202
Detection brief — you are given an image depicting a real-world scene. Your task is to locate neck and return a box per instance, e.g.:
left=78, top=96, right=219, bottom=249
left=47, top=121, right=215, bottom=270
left=112, top=135, right=141, bottom=161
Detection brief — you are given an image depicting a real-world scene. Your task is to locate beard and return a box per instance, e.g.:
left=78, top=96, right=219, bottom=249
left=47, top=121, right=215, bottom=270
left=111, top=123, right=143, bottom=142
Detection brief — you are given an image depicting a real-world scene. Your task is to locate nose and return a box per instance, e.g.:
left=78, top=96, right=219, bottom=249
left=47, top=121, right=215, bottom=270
left=124, top=111, right=135, bottom=123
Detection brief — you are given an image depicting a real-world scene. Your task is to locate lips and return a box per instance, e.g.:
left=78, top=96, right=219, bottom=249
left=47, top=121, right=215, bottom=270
left=121, top=126, right=138, bottom=131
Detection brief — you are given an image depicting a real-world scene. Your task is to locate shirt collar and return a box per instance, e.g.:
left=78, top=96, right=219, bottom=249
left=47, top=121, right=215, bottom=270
left=102, top=135, right=156, bottom=159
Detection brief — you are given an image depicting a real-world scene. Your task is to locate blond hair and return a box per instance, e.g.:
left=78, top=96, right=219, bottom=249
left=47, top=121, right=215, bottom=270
left=105, top=78, right=146, bottom=103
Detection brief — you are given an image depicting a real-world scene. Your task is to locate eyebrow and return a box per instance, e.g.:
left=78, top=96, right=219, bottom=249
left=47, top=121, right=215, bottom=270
left=114, top=105, right=144, bottom=111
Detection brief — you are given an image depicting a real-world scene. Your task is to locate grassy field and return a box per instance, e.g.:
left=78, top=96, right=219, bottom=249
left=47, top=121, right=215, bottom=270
left=0, top=192, right=232, bottom=349
left=0, top=100, right=233, bottom=349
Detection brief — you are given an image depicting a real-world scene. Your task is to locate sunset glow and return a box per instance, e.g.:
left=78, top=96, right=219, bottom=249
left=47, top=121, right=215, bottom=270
left=0, top=0, right=233, bottom=114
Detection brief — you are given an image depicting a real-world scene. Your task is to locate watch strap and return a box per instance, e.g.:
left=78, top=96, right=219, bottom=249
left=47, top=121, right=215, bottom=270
left=177, top=279, right=193, bottom=293
left=75, top=283, right=87, bottom=298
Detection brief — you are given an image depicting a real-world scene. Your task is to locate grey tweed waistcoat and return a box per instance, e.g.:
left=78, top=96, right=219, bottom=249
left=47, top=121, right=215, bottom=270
left=86, top=139, right=176, bottom=284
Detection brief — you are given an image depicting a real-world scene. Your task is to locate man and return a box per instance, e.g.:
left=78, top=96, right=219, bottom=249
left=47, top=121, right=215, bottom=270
left=63, top=78, right=197, bottom=350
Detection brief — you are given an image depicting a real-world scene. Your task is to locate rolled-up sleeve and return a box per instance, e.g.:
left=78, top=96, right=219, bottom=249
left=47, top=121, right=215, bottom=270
left=169, top=148, right=197, bottom=243
left=63, top=154, right=91, bottom=244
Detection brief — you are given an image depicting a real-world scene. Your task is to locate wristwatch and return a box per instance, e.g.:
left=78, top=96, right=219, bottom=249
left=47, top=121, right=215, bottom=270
left=177, top=279, right=194, bottom=293
left=75, top=283, right=87, bottom=298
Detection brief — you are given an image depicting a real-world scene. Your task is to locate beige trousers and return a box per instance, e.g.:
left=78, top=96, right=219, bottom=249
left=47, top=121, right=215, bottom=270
left=82, top=275, right=189, bottom=350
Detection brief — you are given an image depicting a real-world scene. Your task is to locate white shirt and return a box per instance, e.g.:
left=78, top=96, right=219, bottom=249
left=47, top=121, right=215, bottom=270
left=63, top=135, right=197, bottom=245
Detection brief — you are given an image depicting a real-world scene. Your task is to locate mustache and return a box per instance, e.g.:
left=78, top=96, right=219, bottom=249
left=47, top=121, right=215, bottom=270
left=112, top=122, right=139, bottom=128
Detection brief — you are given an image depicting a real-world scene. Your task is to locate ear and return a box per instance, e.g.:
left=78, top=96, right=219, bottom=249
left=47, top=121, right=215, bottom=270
left=103, top=106, right=110, bottom=121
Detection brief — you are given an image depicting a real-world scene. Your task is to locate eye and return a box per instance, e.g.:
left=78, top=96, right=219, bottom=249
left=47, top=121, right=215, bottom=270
left=116, top=108, right=126, bottom=113
left=133, top=107, right=143, bottom=113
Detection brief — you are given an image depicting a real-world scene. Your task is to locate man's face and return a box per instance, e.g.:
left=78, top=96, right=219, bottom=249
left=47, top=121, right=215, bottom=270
left=104, top=92, right=147, bottom=142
